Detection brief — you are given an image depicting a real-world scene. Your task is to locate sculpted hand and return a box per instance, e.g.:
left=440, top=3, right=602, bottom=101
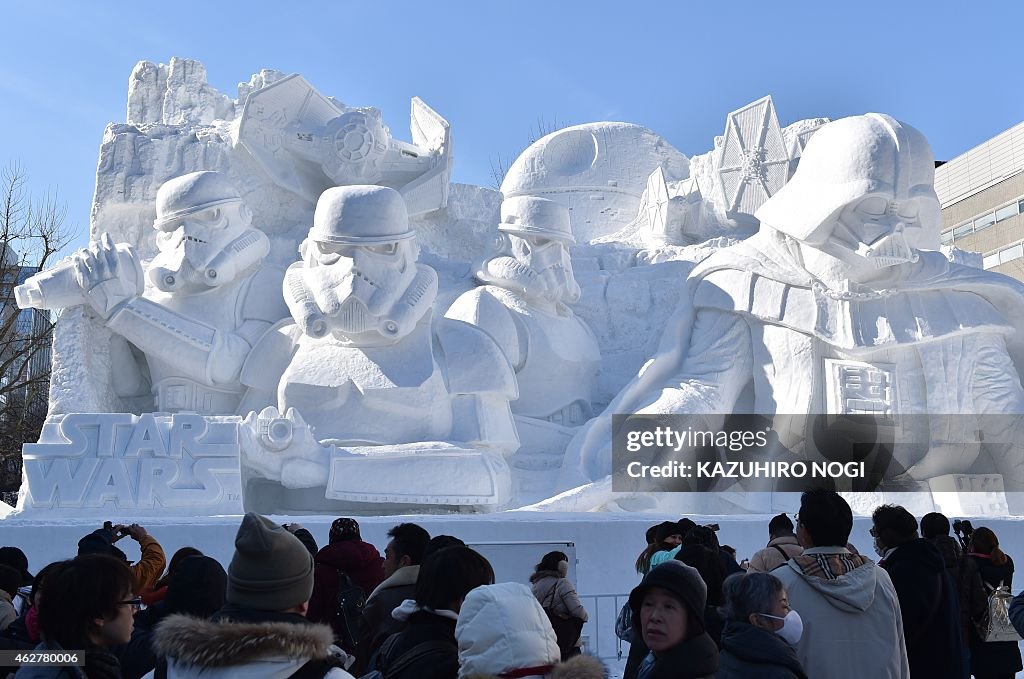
left=72, top=233, right=142, bottom=319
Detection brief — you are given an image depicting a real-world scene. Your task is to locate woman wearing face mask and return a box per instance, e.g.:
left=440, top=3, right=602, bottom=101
left=716, top=572, right=807, bottom=679
left=623, top=561, right=718, bottom=679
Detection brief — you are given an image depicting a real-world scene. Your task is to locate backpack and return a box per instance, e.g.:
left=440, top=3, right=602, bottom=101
left=360, top=633, right=454, bottom=679
left=334, top=570, right=367, bottom=652
left=975, top=581, right=1023, bottom=643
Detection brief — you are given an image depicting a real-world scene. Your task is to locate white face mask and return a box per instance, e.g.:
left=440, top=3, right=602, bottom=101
left=758, top=609, right=803, bottom=646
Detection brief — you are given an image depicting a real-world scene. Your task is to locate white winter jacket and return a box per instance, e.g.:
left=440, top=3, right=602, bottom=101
left=141, top=614, right=355, bottom=679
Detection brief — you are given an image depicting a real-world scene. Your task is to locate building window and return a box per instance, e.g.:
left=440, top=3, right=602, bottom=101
left=1000, top=243, right=1024, bottom=265
left=996, top=203, right=1019, bottom=222
left=954, top=223, right=974, bottom=239
left=974, top=212, right=996, bottom=232
left=984, top=253, right=1001, bottom=269
left=940, top=231, right=954, bottom=245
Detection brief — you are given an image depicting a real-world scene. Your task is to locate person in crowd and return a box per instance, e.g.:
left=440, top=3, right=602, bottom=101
left=140, top=547, right=202, bottom=607
left=16, top=554, right=137, bottom=679
left=78, top=524, right=167, bottom=595
left=423, top=535, right=466, bottom=560
left=283, top=523, right=319, bottom=558
left=871, top=504, right=963, bottom=678
left=4, top=563, right=59, bottom=647
left=773, top=489, right=909, bottom=679
left=623, top=561, right=719, bottom=679
left=635, top=525, right=660, bottom=576
left=920, top=511, right=987, bottom=659
left=143, top=513, right=353, bottom=679
left=0, top=566, right=19, bottom=631
left=308, top=518, right=384, bottom=652
left=747, top=514, right=804, bottom=574
left=372, top=546, right=494, bottom=679
left=117, top=555, right=227, bottom=679
left=681, top=525, right=742, bottom=578
left=456, top=582, right=605, bottom=679
left=648, top=522, right=686, bottom=569
left=354, top=522, right=430, bottom=674
left=675, top=543, right=725, bottom=647
left=529, top=551, right=588, bottom=660
left=0, top=548, right=33, bottom=616
left=717, top=571, right=807, bottom=679
left=966, top=526, right=1022, bottom=679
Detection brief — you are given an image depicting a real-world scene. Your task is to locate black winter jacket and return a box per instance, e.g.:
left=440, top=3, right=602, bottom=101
left=717, top=620, right=807, bottom=679
left=968, top=553, right=1023, bottom=677
left=881, top=538, right=964, bottom=679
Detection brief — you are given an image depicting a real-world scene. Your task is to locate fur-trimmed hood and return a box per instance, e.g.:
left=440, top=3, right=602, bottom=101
left=148, top=614, right=354, bottom=679
left=460, top=654, right=606, bottom=679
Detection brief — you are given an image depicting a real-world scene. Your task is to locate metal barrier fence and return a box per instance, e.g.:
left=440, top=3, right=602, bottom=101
left=578, top=593, right=632, bottom=661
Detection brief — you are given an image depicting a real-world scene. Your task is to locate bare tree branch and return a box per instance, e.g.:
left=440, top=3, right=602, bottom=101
left=0, top=161, right=75, bottom=495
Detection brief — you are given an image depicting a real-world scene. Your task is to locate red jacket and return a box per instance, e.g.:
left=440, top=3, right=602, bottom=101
left=308, top=539, right=385, bottom=641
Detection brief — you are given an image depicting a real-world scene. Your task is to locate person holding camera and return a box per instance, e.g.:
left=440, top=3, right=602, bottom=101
left=78, top=523, right=167, bottom=595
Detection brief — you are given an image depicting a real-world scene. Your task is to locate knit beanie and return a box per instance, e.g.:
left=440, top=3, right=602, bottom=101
left=329, top=517, right=361, bottom=543
left=227, top=513, right=314, bottom=611
left=629, top=561, right=708, bottom=629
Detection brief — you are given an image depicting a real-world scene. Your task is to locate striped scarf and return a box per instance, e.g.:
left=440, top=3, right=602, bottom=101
left=791, top=551, right=871, bottom=579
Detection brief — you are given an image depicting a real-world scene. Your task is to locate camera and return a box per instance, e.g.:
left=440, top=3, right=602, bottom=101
left=953, top=519, right=974, bottom=550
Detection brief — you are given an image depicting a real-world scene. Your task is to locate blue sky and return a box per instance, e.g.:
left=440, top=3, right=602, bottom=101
left=1, top=1, right=1022, bottom=254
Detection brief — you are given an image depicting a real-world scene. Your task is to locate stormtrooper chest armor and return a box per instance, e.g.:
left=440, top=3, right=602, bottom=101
left=278, top=319, right=452, bottom=443
left=508, top=302, right=599, bottom=423
left=144, top=276, right=250, bottom=411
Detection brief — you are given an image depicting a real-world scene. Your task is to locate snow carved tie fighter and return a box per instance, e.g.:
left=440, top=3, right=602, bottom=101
left=234, top=74, right=452, bottom=216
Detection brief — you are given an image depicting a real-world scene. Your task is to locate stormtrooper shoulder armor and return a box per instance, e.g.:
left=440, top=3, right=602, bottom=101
left=240, top=264, right=290, bottom=324
left=239, top=319, right=301, bottom=391
left=435, top=317, right=518, bottom=399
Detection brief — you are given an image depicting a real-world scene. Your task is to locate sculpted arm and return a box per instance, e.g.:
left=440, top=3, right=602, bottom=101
left=634, top=308, right=753, bottom=417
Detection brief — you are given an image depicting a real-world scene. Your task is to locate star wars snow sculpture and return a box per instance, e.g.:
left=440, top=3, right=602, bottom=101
left=446, top=197, right=599, bottom=456
left=500, top=123, right=689, bottom=243
left=559, top=113, right=1024, bottom=511
left=235, top=74, right=452, bottom=216
left=237, top=185, right=519, bottom=512
left=17, top=171, right=286, bottom=415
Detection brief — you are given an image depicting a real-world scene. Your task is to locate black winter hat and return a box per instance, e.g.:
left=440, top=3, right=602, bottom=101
left=654, top=521, right=683, bottom=544
left=0, top=547, right=33, bottom=586
left=629, top=561, right=708, bottom=629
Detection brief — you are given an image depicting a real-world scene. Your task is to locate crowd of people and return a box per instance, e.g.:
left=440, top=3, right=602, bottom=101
left=1, top=491, right=1024, bottom=678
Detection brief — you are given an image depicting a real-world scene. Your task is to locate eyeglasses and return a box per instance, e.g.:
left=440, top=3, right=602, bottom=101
left=869, top=527, right=878, bottom=537
left=119, top=597, right=143, bottom=610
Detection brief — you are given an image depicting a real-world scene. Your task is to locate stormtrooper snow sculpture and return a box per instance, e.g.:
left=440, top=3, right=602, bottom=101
left=562, top=113, right=1024, bottom=503
left=238, top=185, right=519, bottom=512
left=446, top=196, right=600, bottom=428
left=18, top=171, right=285, bottom=414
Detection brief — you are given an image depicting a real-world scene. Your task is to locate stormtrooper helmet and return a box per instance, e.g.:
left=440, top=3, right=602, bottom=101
left=150, top=171, right=263, bottom=291
left=497, top=196, right=580, bottom=304
left=301, top=186, right=422, bottom=333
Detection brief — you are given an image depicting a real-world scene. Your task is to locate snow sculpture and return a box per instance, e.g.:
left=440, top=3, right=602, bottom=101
left=713, top=96, right=789, bottom=225
left=448, top=196, right=599, bottom=425
left=237, top=185, right=519, bottom=512
left=235, top=74, right=452, bottom=216
left=18, top=171, right=287, bottom=415
left=560, top=113, right=1024, bottom=510
left=446, top=196, right=601, bottom=468
left=500, top=123, right=689, bottom=243
left=18, top=414, right=242, bottom=516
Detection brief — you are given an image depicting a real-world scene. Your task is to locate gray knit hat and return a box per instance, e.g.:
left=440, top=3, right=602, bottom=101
left=227, top=513, right=314, bottom=611
left=629, top=560, right=708, bottom=629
